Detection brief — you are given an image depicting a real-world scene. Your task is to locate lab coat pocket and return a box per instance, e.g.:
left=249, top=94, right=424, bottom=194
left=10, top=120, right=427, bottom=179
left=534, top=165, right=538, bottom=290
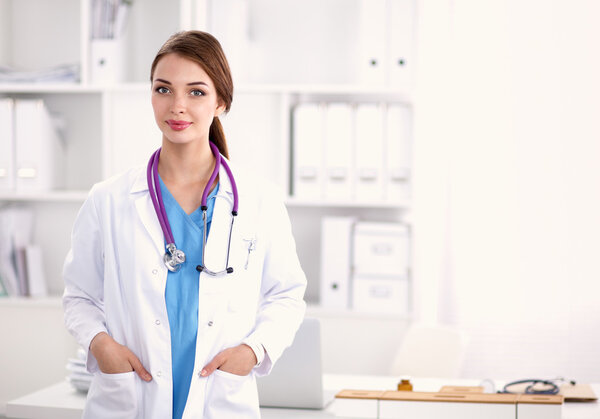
left=83, top=371, right=138, bottom=419
left=204, top=369, right=259, bottom=419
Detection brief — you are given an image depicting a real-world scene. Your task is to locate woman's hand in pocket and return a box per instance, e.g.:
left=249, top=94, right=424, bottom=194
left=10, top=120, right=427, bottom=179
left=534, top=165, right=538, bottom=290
left=200, top=344, right=257, bottom=377
left=90, top=332, right=152, bottom=381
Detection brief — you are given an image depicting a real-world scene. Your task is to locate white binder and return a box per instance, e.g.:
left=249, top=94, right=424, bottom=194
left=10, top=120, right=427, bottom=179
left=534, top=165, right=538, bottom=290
left=320, top=216, right=356, bottom=309
left=293, top=103, right=324, bottom=199
left=385, top=104, right=411, bottom=202
left=388, top=0, right=415, bottom=89
left=354, top=104, right=384, bottom=201
left=357, top=0, right=386, bottom=85
left=90, top=38, right=126, bottom=84
left=324, top=103, right=353, bottom=201
left=0, top=98, right=15, bottom=191
left=14, top=99, right=65, bottom=191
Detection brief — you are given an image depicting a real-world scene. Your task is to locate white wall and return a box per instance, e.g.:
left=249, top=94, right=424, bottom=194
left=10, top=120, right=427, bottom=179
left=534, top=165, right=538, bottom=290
left=414, top=0, right=600, bottom=381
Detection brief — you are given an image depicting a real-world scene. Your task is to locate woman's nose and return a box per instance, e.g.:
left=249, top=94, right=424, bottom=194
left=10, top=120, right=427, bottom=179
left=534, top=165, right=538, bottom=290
left=170, top=95, right=186, bottom=114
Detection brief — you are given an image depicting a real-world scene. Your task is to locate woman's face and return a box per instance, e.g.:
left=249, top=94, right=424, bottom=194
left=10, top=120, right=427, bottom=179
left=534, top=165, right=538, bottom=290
left=151, top=53, right=225, bottom=147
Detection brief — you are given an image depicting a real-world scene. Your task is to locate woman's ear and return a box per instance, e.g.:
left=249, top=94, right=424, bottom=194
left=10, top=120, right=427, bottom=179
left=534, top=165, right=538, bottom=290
left=215, top=102, right=227, bottom=117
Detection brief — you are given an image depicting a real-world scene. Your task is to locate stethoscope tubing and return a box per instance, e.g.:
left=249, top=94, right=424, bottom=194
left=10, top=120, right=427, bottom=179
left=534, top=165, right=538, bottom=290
left=147, top=148, right=175, bottom=245
left=147, top=141, right=239, bottom=274
left=201, top=142, right=222, bottom=211
left=501, top=379, right=560, bottom=395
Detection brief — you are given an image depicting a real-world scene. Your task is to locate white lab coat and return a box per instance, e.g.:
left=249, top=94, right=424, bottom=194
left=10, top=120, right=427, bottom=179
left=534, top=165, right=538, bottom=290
left=63, top=158, right=307, bottom=419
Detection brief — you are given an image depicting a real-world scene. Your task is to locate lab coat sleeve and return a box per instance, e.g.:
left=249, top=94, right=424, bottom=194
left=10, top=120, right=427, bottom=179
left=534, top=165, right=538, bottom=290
left=246, top=189, right=307, bottom=376
left=62, top=185, right=107, bottom=373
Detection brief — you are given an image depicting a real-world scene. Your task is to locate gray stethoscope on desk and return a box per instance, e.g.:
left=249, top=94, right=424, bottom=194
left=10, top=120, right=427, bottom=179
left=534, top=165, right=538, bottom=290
left=146, top=141, right=239, bottom=274
left=499, top=378, right=575, bottom=395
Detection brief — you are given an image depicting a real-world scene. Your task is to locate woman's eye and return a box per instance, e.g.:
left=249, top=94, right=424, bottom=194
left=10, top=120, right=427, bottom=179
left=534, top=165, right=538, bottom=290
left=156, top=86, right=170, bottom=94
left=190, top=89, right=205, bottom=97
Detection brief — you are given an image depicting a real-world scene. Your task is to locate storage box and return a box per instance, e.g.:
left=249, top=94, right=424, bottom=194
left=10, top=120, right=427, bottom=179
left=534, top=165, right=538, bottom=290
left=352, top=277, right=409, bottom=315
left=353, top=222, right=409, bottom=278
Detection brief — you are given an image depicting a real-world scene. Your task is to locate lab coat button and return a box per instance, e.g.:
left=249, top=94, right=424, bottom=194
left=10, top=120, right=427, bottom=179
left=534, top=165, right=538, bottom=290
left=207, top=321, right=213, bottom=327
left=152, top=269, right=158, bottom=275
left=155, top=319, right=161, bottom=325
left=156, top=371, right=162, bottom=377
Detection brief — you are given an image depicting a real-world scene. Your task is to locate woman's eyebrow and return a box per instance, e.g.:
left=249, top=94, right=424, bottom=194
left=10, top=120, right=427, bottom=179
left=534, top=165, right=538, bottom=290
left=153, top=78, right=208, bottom=87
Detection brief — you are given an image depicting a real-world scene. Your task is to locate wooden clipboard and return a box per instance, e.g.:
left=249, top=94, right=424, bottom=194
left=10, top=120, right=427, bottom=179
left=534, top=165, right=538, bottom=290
left=560, top=383, right=598, bottom=402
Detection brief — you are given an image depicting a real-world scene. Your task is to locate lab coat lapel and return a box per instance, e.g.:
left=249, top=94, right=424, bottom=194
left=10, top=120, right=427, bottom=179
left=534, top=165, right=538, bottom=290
left=203, top=159, right=235, bottom=271
left=131, top=170, right=164, bottom=256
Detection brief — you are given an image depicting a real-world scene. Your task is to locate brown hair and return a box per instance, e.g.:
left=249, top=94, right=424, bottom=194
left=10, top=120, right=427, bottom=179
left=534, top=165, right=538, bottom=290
left=150, top=31, right=233, bottom=158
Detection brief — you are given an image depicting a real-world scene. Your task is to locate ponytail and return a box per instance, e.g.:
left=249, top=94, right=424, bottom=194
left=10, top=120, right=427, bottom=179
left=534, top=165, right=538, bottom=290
left=209, top=117, right=229, bottom=159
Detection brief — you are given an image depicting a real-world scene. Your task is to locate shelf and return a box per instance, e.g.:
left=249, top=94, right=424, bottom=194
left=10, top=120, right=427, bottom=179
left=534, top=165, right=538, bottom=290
left=285, top=197, right=410, bottom=209
left=0, top=296, right=62, bottom=308
left=0, top=83, right=104, bottom=94
left=237, top=83, right=412, bottom=98
left=0, top=190, right=89, bottom=202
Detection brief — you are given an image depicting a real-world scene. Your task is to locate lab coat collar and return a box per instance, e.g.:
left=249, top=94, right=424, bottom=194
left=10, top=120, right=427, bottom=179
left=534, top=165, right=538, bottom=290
left=128, top=155, right=235, bottom=197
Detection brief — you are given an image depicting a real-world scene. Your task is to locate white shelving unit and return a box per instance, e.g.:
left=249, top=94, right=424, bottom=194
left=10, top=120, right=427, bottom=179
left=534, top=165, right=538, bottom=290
left=0, top=0, right=416, bottom=316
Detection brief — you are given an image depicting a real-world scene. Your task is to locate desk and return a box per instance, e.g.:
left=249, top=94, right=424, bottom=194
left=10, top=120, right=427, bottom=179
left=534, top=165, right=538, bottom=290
left=6, top=375, right=600, bottom=419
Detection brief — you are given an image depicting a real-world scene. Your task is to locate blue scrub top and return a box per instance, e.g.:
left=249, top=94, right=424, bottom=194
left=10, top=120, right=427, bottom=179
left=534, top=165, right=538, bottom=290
left=159, top=176, right=218, bottom=419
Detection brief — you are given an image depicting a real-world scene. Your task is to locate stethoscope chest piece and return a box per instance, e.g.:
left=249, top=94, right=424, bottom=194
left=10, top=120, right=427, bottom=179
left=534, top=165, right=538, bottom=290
left=164, top=243, right=186, bottom=272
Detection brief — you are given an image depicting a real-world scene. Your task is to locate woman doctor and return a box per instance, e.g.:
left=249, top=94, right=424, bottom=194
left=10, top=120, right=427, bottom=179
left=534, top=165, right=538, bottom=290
left=63, top=31, right=307, bottom=419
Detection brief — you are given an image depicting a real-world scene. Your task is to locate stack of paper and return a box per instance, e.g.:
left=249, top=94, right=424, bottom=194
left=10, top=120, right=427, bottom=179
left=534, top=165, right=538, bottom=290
left=67, top=348, right=92, bottom=393
left=0, top=64, right=80, bottom=83
left=91, top=0, right=132, bottom=40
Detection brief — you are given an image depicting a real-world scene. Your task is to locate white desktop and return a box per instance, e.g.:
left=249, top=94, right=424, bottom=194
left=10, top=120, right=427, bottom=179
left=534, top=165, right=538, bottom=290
left=6, top=375, right=600, bottom=419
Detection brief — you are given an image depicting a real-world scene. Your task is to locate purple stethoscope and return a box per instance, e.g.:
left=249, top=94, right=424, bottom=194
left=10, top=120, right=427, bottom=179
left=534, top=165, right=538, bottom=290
left=146, top=141, right=239, bottom=274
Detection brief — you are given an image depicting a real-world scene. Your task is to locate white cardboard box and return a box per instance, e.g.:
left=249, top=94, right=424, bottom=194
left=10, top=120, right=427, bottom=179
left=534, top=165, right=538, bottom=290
left=352, top=278, right=409, bottom=315
left=353, top=222, right=409, bottom=278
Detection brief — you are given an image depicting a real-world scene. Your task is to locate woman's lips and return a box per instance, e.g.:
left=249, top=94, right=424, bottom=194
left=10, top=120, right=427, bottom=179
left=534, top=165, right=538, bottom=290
left=167, top=120, right=192, bottom=131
